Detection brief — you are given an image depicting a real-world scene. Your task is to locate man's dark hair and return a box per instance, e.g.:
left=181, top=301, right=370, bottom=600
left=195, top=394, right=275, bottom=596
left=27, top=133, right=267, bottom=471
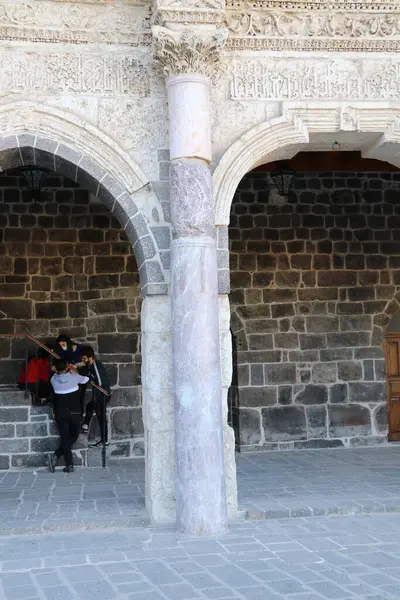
left=81, top=346, right=95, bottom=359
left=53, top=358, right=68, bottom=373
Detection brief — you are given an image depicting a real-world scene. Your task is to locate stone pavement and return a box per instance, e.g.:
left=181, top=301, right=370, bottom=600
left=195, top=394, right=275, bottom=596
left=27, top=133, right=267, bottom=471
left=2, top=513, right=400, bottom=599
left=2, top=446, right=400, bottom=534
left=237, top=446, right=400, bottom=519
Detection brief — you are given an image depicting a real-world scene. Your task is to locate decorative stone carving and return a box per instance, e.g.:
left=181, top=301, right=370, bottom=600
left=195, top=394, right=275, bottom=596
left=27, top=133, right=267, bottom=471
left=0, top=50, right=149, bottom=97
left=0, top=1, right=150, bottom=46
left=152, top=26, right=227, bottom=81
left=157, top=0, right=224, bottom=8
left=224, top=0, right=399, bottom=52
left=225, top=0, right=396, bottom=9
left=230, top=58, right=400, bottom=101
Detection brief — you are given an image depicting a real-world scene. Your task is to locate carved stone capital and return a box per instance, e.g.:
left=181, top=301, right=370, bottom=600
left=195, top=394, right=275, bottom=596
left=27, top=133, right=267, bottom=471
left=152, top=26, right=227, bottom=82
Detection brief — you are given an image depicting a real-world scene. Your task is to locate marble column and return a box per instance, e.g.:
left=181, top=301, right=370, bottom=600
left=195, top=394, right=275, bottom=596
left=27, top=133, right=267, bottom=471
left=141, top=296, right=175, bottom=524
left=168, top=73, right=228, bottom=535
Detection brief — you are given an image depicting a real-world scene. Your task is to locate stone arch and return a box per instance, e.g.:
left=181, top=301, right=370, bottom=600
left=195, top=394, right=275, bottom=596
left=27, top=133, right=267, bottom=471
left=0, top=101, right=168, bottom=296
left=213, top=104, right=400, bottom=226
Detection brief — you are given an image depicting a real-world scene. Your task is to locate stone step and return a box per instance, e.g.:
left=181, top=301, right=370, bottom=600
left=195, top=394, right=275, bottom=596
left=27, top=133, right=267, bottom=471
left=0, top=387, right=31, bottom=406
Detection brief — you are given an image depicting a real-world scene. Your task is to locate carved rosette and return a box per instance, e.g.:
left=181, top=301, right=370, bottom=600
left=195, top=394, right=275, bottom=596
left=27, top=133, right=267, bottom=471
left=152, top=26, right=227, bottom=81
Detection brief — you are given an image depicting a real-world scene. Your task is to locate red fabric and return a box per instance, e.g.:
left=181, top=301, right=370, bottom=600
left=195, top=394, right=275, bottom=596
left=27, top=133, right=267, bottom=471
left=18, top=357, right=51, bottom=384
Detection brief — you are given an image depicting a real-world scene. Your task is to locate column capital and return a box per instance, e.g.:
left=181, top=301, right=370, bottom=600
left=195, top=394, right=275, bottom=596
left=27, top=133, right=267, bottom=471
left=152, top=26, right=227, bottom=82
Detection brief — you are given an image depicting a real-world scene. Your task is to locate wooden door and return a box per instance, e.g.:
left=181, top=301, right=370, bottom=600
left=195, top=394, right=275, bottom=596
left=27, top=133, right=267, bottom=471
left=385, top=334, right=400, bottom=441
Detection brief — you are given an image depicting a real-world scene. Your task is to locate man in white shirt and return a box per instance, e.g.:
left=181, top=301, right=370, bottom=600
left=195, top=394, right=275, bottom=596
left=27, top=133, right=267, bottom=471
left=48, top=358, right=89, bottom=473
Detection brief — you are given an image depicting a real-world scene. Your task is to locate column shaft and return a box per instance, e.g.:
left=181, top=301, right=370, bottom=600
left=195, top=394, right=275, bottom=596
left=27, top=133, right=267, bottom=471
left=168, top=74, right=228, bottom=535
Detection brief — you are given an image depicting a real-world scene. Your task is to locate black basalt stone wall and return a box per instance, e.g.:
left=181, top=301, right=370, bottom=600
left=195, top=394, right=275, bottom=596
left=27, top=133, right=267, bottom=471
left=229, top=170, right=400, bottom=451
left=0, top=170, right=143, bottom=459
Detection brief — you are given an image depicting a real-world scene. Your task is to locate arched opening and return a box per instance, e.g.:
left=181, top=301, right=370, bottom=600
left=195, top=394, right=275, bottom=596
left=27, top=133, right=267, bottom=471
left=228, top=150, right=398, bottom=451
left=0, top=166, right=144, bottom=467
left=0, top=114, right=174, bottom=523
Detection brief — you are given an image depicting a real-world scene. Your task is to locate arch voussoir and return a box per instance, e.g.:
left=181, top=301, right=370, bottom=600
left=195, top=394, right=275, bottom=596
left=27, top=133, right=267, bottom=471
left=0, top=105, right=168, bottom=297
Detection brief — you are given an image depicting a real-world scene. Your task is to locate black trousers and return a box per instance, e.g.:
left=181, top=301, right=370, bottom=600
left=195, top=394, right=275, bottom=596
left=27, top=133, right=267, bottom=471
left=83, top=396, right=109, bottom=443
left=55, top=412, right=81, bottom=466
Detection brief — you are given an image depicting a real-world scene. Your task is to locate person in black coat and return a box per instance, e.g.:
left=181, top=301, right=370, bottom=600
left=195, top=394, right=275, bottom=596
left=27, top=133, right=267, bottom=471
left=80, top=346, right=111, bottom=447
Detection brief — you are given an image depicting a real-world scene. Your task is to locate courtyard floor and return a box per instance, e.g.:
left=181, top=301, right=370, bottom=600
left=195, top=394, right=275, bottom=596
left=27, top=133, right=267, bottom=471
left=2, top=514, right=400, bottom=599
left=1, top=446, right=400, bottom=534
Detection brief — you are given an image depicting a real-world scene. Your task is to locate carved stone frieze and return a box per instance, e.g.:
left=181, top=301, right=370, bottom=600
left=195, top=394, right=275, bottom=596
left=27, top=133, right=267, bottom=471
left=0, top=50, right=150, bottom=96
left=157, top=0, right=224, bottom=8
left=0, top=1, right=151, bottom=46
left=152, top=26, right=227, bottom=80
left=229, top=58, right=400, bottom=101
left=225, top=9, right=400, bottom=52
left=225, top=0, right=396, bottom=11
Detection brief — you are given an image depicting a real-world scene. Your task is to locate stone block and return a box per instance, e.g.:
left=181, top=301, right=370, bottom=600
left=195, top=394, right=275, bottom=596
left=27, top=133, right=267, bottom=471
left=86, top=316, right=116, bottom=334
left=327, top=332, right=371, bottom=348
left=95, top=256, right=125, bottom=273
left=0, top=361, right=21, bottom=385
left=294, top=439, right=344, bottom=449
left=238, top=350, right=281, bottom=364
left=0, top=339, right=10, bottom=359
left=312, top=363, right=337, bottom=383
left=63, top=257, right=84, bottom=274
left=305, top=316, right=339, bottom=333
left=238, top=408, right=261, bottom=445
left=348, top=382, right=385, bottom=404
left=339, top=315, right=372, bottom=331
left=336, top=302, right=363, bottom=315
left=116, top=315, right=140, bottom=332
left=320, top=348, right=352, bottom=361
left=245, top=319, right=278, bottom=333
left=131, top=439, right=143, bottom=455
left=278, top=386, right=292, bottom=405
left=16, top=423, right=47, bottom=437
left=89, top=274, right=119, bottom=290
left=0, top=424, right=15, bottom=437
left=306, top=406, right=327, bottom=438
left=250, top=364, right=264, bottom=386
left=295, top=385, right=328, bottom=405
left=98, top=333, right=138, bottom=354
left=289, top=350, right=319, bottom=362
left=273, top=334, right=299, bottom=349
left=264, top=363, right=296, bottom=385
left=109, top=442, right=130, bottom=457
left=248, top=334, right=273, bottom=350
left=0, top=299, right=32, bottom=320
left=330, top=384, right=348, bottom=404
left=118, top=364, right=141, bottom=387
left=12, top=453, right=48, bottom=468
left=338, top=361, right=362, bottom=381
left=0, top=455, right=10, bottom=469
left=36, top=303, right=67, bottom=319
left=88, top=299, right=126, bottom=315
left=271, top=304, right=295, bottom=318
left=262, top=406, right=306, bottom=442
left=0, top=439, right=29, bottom=452
left=111, top=408, right=143, bottom=438
left=328, top=404, right=371, bottom=437
left=373, top=404, right=388, bottom=434
left=298, top=288, right=338, bottom=301
left=375, top=359, right=385, bottom=380
left=0, top=407, right=29, bottom=422
left=238, top=386, right=277, bottom=407
left=318, top=271, right=357, bottom=287
left=299, top=334, right=326, bottom=350
left=30, top=437, right=59, bottom=452
left=68, top=302, right=88, bottom=318
left=263, top=289, right=297, bottom=303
